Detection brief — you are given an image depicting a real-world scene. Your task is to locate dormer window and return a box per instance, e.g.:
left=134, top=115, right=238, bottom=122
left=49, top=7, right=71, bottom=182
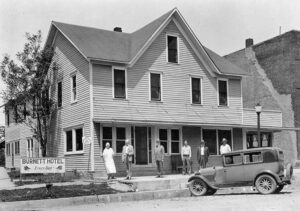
left=167, top=35, right=178, bottom=63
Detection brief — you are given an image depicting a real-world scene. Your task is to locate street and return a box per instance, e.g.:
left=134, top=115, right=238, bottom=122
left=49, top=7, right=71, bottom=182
left=44, top=173, right=300, bottom=211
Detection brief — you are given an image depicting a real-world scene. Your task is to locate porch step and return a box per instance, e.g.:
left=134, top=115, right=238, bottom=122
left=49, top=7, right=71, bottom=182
left=117, top=174, right=190, bottom=191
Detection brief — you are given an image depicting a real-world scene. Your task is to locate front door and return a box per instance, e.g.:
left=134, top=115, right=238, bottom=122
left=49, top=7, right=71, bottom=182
left=11, top=142, right=14, bottom=167
left=135, top=127, right=148, bottom=165
left=223, top=153, right=245, bottom=185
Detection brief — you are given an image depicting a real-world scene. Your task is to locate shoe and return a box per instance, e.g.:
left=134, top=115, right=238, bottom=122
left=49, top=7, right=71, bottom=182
left=125, top=176, right=129, bottom=180
left=156, top=175, right=160, bottom=178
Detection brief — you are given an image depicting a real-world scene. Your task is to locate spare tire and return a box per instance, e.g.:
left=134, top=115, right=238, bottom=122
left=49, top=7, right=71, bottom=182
left=286, top=163, right=293, bottom=180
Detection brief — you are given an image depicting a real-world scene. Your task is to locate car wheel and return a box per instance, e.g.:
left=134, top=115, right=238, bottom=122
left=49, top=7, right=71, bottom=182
left=255, top=174, right=277, bottom=194
left=274, top=185, right=284, bottom=193
left=189, top=178, right=207, bottom=196
left=206, top=188, right=217, bottom=195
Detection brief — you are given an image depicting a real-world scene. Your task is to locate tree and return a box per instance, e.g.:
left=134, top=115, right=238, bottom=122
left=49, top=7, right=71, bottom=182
left=0, top=31, right=58, bottom=157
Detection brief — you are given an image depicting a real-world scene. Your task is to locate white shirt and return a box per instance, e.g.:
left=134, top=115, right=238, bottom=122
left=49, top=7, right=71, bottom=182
left=220, top=144, right=231, bottom=154
left=200, top=146, right=204, bottom=155
left=181, top=145, right=192, bottom=158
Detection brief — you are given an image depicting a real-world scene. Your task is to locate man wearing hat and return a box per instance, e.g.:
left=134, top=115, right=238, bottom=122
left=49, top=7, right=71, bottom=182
left=197, top=140, right=209, bottom=170
left=220, top=138, right=231, bottom=155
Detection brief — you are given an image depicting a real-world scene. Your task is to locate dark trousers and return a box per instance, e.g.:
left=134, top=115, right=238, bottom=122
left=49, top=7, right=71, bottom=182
left=182, top=156, right=191, bottom=174
left=156, top=160, right=163, bottom=176
left=125, top=157, right=132, bottom=178
left=199, top=158, right=207, bottom=170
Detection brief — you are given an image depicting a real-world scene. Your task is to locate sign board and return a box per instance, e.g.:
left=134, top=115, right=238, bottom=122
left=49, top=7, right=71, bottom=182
left=20, top=157, right=65, bottom=174
left=82, top=136, right=92, bottom=144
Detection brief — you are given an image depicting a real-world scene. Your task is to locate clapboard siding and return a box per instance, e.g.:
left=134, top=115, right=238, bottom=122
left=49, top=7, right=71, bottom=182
left=93, top=20, right=243, bottom=125
left=49, top=31, right=91, bottom=171
left=243, top=109, right=282, bottom=128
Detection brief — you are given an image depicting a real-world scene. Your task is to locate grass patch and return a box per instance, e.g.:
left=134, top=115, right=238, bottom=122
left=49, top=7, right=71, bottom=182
left=0, top=183, right=125, bottom=202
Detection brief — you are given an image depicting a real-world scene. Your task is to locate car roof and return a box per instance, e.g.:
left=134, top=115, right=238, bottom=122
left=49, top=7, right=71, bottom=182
left=222, top=147, right=282, bottom=155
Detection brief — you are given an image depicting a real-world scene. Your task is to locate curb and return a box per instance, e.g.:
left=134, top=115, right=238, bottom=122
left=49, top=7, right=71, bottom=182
left=0, top=188, right=190, bottom=211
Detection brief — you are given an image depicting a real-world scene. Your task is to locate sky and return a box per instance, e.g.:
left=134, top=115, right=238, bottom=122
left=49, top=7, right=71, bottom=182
left=1, top=0, right=300, bottom=125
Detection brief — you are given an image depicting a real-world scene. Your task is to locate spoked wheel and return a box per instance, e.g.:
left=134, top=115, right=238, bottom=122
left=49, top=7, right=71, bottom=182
left=189, top=179, right=207, bottom=196
left=274, top=185, right=284, bottom=193
left=206, top=188, right=217, bottom=195
left=255, top=174, right=277, bottom=194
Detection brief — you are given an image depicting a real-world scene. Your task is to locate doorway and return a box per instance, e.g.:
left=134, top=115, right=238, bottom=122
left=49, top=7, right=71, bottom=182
left=134, top=126, right=152, bottom=165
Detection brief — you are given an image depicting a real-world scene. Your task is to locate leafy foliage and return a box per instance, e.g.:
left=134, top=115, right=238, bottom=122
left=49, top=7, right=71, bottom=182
left=0, top=31, right=58, bottom=157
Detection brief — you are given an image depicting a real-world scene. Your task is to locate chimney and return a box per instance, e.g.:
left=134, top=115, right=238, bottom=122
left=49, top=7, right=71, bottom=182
left=113, top=27, right=122, bottom=32
left=245, top=38, right=254, bottom=48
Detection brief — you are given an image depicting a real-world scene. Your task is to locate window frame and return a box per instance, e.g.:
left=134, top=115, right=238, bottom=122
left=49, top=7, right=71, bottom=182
left=190, top=76, right=203, bottom=105
left=15, top=140, right=20, bottom=155
left=157, top=127, right=182, bottom=155
left=166, top=33, right=179, bottom=64
left=217, top=78, right=229, bottom=107
left=64, top=126, right=84, bottom=155
left=223, top=153, right=243, bottom=167
left=149, top=72, right=163, bottom=102
left=70, top=73, right=77, bottom=103
left=112, top=67, right=127, bottom=100
left=115, top=127, right=126, bottom=154
left=57, top=81, right=63, bottom=108
left=170, top=128, right=181, bottom=154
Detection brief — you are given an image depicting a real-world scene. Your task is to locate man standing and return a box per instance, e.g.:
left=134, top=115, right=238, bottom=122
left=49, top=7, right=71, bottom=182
left=220, top=138, right=231, bottom=155
left=154, top=139, right=165, bottom=178
left=122, top=139, right=134, bottom=180
left=197, top=140, right=209, bottom=170
left=181, top=140, right=192, bottom=175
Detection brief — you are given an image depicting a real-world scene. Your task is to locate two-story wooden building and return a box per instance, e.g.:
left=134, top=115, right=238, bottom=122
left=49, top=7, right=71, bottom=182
left=5, top=8, right=283, bottom=176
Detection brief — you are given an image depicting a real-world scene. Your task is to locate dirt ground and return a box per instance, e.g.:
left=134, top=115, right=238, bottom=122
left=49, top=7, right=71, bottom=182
left=45, top=170, right=300, bottom=211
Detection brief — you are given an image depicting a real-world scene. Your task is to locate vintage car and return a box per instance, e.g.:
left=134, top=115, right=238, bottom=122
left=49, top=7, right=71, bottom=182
left=188, top=147, right=293, bottom=196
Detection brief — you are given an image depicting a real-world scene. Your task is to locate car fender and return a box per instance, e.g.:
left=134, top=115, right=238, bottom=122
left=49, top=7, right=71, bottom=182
left=254, top=170, right=281, bottom=185
left=188, top=175, right=218, bottom=190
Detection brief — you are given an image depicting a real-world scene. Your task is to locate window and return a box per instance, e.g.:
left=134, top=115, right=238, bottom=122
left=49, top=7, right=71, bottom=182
left=27, top=138, right=34, bottom=157
left=116, top=127, right=126, bottom=153
left=75, top=128, right=83, bottom=151
left=218, top=79, right=228, bottom=106
left=246, top=132, right=272, bottom=149
left=171, top=129, right=180, bottom=154
left=15, top=141, right=20, bottom=155
left=203, top=129, right=217, bottom=155
left=65, top=127, right=83, bottom=153
left=148, top=127, right=152, bottom=163
left=102, top=127, right=112, bottom=151
left=218, top=130, right=232, bottom=151
left=167, top=35, right=178, bottom=63
left=71, top=75, right=77, bottom=102
left=244, top=152, right=262, bottom=164
left=159, top=129, right=168, bottom=154
left=57, top=81, right=62, bottom=107
left=6, top=109, right=9, bottom=126
left=191, top=77, right=202, bottom=104
left=113, top=69, right=126, bottom=99
left=150, top=73, right=161, bottom=101
left=224, top=154, right=243, bottom=166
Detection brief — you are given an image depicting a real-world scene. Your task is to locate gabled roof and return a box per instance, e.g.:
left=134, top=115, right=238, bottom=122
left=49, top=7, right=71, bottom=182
left=45, top=8, right=248, bottom=76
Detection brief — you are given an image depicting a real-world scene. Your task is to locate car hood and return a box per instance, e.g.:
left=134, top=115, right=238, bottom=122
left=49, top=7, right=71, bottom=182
left=199, top=167, right=216, bottom=176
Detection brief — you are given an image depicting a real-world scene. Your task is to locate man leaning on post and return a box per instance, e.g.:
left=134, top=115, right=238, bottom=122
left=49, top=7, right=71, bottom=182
left=154, top=139, right=165, bottom=178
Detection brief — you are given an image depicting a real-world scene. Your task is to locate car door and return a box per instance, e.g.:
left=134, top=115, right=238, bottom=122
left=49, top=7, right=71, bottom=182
left=222, top=153, right=245, bottom=185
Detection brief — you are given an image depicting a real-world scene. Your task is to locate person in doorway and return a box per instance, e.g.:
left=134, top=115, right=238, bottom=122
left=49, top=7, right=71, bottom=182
left=122, top=139, right=134, bottom=180
left=154, top=139, right=165, bottom=178
left=103, top=142, right=116, bottom=180
left=181, top=140, right=192, bottom=175
left=197, top=140, right=209, bottom=170
left=220, top=138, right=231, bottom=154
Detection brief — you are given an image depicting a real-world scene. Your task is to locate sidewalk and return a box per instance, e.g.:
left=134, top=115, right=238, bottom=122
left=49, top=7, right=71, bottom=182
left=0, top=167, right=15, bottom=189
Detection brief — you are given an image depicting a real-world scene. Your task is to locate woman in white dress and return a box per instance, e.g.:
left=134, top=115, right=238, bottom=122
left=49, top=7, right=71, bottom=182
left=103, top=142, right=116, bottom=179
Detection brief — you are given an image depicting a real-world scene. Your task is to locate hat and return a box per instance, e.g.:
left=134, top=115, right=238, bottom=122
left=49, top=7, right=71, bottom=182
left=200, top=140, right=205, bottom=144
left=222, top=138, right=227, bottom=143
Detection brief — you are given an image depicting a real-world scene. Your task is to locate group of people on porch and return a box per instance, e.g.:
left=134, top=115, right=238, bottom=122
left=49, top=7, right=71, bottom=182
left=102, top=137, right=231, bottom=180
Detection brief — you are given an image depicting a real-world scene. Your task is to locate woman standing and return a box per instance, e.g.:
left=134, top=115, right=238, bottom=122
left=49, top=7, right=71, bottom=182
left=103, top=142, right=116, bottom=179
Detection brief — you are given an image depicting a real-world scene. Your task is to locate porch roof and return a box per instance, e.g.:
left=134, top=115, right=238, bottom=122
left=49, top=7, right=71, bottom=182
left=93, top=118, right=288, bottom=131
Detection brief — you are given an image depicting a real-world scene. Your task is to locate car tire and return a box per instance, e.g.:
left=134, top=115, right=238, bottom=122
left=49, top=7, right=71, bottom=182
left=206, top=188, right=217, bottom=195
left=189, top=178, right=207, bottom=196
left=274, top=185, right=284, bottom=193
left=255, top=174, right=277, bottom=194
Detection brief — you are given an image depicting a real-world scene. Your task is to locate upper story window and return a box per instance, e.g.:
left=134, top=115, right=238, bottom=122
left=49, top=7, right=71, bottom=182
left=65, top=127, right=83, bottom=154
left=57, top=81, right=62, bottom=108
left=191, top=77, right=202, bottom=104
left=218, top=79, right=228, bottom=106
left=113, top=68, right=126, bottom=99
left=71, top=75, right=77, bottom=102
left=167, top=35, right=178, bottom=63
left=150, top=73, right=162, bottom=101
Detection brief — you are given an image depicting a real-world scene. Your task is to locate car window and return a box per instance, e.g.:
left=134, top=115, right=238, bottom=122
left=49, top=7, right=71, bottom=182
left=224, top=154, right=243, bottom=166
left=263, top=150, right=277, bottom=163
left=244, top=152, right=262, bottom=164
left=278, top=151, right=284, bottom=161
